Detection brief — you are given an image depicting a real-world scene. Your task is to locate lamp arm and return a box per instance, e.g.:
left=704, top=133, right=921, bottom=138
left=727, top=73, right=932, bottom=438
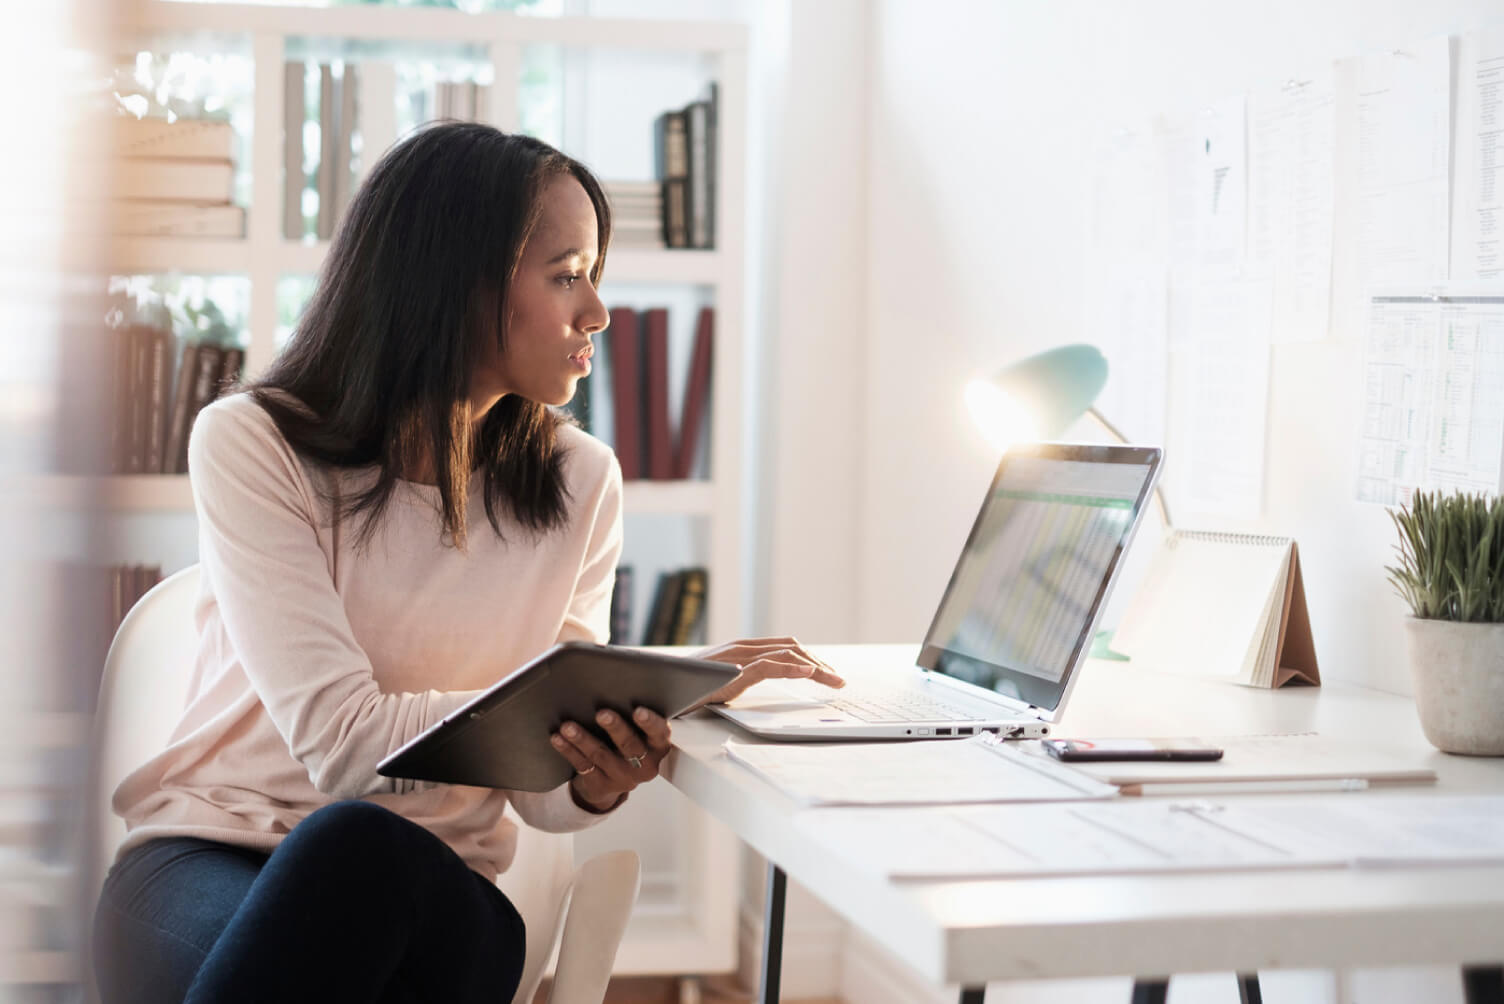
left=1085, top=407, right=1173, bottom=529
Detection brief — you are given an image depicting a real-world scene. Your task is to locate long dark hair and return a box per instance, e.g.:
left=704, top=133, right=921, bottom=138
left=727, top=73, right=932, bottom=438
left=251, top=122, right=612, bottom=549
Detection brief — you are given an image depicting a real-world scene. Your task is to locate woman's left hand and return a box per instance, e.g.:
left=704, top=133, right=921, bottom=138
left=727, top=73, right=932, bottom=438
left=552, top=706, right=671, bottom=813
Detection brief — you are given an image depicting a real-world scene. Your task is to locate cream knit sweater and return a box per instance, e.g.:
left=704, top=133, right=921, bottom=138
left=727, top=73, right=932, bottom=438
left=112, top=393, right=624, bottom=878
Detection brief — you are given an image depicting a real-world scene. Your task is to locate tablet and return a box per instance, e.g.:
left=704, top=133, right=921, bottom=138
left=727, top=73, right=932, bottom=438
left=377, top=641, right=738, bottom=792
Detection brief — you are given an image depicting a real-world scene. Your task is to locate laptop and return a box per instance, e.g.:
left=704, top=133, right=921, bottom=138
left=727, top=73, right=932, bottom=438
left=709, top=442, right=1164, bottom=741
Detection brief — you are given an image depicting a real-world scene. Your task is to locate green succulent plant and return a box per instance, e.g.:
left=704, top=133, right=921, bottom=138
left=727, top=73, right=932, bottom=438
left=1387, top=491, right=1504, bottom=622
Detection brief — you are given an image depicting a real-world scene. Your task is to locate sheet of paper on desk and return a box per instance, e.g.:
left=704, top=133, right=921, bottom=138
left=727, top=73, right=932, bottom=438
left=795, top=801, right=1348, bottom=881
left=722, top=734, right=1118, bottom=806
left=1012, top=734, right=1438, bottom=789
left=1221, top=796, right=1504, bottom=868
left=795, top=795, right=1504, bottom=881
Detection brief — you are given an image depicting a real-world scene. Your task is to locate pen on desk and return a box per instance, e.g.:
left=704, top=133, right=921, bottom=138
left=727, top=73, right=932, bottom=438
left=1119, top=778, right=1370, bottom=797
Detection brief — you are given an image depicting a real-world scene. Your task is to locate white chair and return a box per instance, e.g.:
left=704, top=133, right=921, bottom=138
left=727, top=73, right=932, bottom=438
left=90, top=564, right=639, bottom=1004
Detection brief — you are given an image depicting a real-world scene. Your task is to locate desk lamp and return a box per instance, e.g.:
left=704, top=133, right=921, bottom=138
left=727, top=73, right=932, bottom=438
left=964, top=343, right=1172, bottom=526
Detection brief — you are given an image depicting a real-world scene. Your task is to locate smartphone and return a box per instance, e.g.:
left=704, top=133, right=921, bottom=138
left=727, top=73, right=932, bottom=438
left=1042, top=738, right=1224, bottom=762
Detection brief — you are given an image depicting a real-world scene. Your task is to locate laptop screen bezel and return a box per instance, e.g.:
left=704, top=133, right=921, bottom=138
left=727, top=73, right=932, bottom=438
left=915, top=442, right=1163, bottom=721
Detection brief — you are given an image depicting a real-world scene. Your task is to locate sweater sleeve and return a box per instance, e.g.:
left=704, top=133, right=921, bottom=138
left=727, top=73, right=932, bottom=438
left=189, top=399, right=481, bottom=800
left=509, top=447, right=626, bottom=832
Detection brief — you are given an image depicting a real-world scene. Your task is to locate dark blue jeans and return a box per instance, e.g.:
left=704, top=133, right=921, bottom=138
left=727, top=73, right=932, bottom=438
left=93, top=800, right=526, bottom=1004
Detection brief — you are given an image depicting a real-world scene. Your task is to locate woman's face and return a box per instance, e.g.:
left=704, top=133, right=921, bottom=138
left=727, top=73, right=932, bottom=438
left=473, top=175, right=609, bottom=411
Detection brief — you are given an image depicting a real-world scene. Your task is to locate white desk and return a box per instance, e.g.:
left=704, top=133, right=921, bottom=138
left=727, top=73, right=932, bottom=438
left=661, top=645, right=1504, bottom=1002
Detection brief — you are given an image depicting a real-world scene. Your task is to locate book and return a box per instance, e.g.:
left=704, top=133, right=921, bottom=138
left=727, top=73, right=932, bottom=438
left=661, top=178, right=690, bottom=249
left=654, top=109, right=690, bottom=248
left=609, top=566, right=634, bottom=645
left=115, top=159, right=235, bottom=202
left=644, top=570, right=688, bottom=646
left=685, top=97, right=712, bottom=248
left=114, top=117, right=235, bottom=160
left=674, top=307, right=714, bottom=479
left=653, top=109, right=689, bottom=180
left=317, top=63, right=337, bottom=239
left=125, top=325, right=155, bottom=474
left=111, top=327, right=134, bottom=473
left=643, top=307, right=673, bottom=480
left=473, top=81, right=489, bottom=123
left=283, top=61, right=306, bottom=239
left=1111, top=530, right=1320, bottom=689
left=163, top=341, right=200, bottom=474
left=608, top=306, right=644, bottom=480
left=114, top=202, right=246, bottom=238
left=143, top=328, right=172, bottom=475
left=669, top=567, right=708, bottom=645
left=355, top=62, right=397, bottom=178
left=333, top=63, right=358, bottom=223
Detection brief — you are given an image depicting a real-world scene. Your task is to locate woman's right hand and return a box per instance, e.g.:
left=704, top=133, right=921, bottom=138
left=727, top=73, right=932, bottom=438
left=690, top=637, right=845, bottom=707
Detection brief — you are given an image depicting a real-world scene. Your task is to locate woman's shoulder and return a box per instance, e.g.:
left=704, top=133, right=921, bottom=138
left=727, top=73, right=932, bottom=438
left=554, top=418, right=622, bottom=489
left=188, top=391, right=325, bottom=506
left=192, top=391, right=279, bottom=449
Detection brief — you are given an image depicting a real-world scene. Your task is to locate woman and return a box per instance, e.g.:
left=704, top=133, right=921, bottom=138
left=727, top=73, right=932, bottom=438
left=93, top=122, right=842, bottom=1004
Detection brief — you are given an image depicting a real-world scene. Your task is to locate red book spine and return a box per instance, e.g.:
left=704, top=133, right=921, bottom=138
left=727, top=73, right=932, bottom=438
left=608, top=306, right=643, bottom=480
left=644, top=307, right=673, bottom=480
left=674, top=307, right=714, bottom=479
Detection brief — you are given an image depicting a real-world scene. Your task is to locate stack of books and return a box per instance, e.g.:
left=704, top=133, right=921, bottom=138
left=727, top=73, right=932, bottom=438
left=111, top=564, right=163, bottom=634
left=284, top=61, right=366, bottom=240
left=562, top=304, right=714, bottom=482
left=112, top=116, right=244, bottom=238
left=433, top=79, right=489, bottom=123
left=653, top=83, right=717, bottom=249
left=607, top=564, right=710, bottom=647
left=112, top=325, right=244, bottom=474
left=642, top=567, right=709, bottom=646
left=606, top=181, right=666, bottom=249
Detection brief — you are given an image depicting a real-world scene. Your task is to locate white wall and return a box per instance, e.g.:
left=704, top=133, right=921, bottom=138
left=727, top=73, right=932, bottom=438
left=753, top=1, right=1504, bottom=1001
left=856, top=0, right=1504, bottom=694
left=752, top=0, right=870, bottom=643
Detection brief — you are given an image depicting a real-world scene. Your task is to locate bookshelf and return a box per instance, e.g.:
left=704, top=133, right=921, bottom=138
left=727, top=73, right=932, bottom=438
left=33, top=0, right=748, bottom=987
left=88, top=2, right=746, bottom=644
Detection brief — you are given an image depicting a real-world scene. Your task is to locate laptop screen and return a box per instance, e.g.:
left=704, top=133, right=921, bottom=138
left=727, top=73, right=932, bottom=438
left=917, top=443, right=1162, bottom=714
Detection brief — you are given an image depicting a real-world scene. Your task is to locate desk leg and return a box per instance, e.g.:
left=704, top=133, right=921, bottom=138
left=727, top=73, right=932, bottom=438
left=957, top=987, right=986, bottom=1003
left=1237, top=972, right=1263, bottom=1004
left=1129, top=979, right=1168, bottom=1004
left=1463, top=966, right=1503, bottom=1004
left=758, top=863, right=787, bottom=1004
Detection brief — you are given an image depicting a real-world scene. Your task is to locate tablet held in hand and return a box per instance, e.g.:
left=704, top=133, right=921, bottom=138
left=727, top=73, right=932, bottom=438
left=378, top=642, right=738, bottom=792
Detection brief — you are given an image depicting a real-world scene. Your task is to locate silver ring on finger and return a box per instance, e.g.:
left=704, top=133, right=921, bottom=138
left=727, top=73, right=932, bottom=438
left=576, top=765, right=597, bottom=776
left=628, top=754, right=645, bottom=769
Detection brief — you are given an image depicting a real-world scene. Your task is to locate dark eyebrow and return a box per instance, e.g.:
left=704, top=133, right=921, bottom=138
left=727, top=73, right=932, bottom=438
left=545, top=247, right=591, bottom=265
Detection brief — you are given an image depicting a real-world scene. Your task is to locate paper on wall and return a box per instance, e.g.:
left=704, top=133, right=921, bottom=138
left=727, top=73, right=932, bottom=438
left=1452, top=27, right=1504, bottom=281
left=1353, top=38, right=1451, bottom=288
left=1247, top=73, right=1336, bottom=342
left=1188, top=96, right=1248, bottom=271
left=1355, top=286, right=1504, bottom=505
left=1177, top=273, right=1274, bottom=517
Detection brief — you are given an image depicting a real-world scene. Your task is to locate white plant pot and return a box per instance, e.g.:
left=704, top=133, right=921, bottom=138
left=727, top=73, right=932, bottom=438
left=1402, top=618, right=1504, bottom=756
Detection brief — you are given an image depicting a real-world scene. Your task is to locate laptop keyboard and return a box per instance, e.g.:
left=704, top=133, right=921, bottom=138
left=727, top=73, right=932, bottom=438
left=826, top=693, right=986, bottom=723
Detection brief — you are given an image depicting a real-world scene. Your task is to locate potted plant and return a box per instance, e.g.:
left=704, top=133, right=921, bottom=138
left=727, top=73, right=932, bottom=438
left=1387, top=490, right=1504, bottom=755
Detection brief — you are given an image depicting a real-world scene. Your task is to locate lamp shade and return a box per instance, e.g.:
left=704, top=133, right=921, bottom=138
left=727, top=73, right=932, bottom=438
left=965, top=344, right=1108, bottom=452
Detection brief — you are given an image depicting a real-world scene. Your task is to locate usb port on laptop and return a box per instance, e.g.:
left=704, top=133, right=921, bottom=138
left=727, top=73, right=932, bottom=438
left=935, top=728, right=953, bottom=736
